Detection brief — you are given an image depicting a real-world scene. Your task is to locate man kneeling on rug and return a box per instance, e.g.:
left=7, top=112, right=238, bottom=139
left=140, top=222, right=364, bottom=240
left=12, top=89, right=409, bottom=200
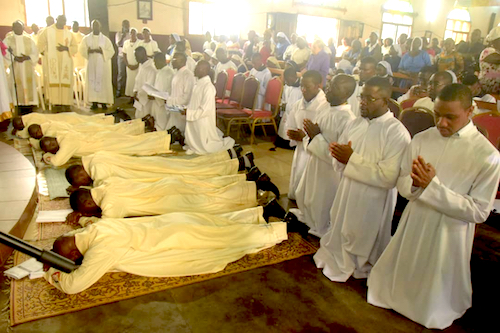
left=44, top=207, right=288, bottom=294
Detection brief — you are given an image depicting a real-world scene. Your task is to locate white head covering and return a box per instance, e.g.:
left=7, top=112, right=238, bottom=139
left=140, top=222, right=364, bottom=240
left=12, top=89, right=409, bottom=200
left=203, top=49, right=214, bottom=57
left=130, top=27, right=137, bottom=34
left=171, top=33, right=181, bottom=42
left=412, top=37, right=423, bottom=51
left=486, top=26, right=500, bottom=43
left=266, top=56, right=280, bottom=68
left=276, top=32, right=290, bottom=44
left=377, top=61, right=393, bottom=77
left=446, top=70, right=458, bottom=83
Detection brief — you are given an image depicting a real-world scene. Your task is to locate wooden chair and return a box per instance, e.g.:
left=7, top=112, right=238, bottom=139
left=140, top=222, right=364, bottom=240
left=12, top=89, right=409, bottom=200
left=215, top=71, right=228, bottom=103
left=472, top=112, right=500, bottom=147
left=217, top=77, right=260, bottom=138
left=244, top=77, right=284, bottom=144
left=388, top=98, right=402, bottom=118
left=399, top=107, right=435, bottom=137
left=475, top=100, right=498, bottom=113
left=217, top=73, right=245, bottom=109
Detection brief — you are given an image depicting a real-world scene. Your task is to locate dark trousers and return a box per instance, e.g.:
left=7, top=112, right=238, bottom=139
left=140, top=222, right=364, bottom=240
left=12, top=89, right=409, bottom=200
left=116, top=55, right=127, bottom=96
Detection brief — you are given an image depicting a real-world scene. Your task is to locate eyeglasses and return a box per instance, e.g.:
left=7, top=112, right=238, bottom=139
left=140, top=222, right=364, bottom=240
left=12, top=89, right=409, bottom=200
left=357, top=95, right=384, bottom=103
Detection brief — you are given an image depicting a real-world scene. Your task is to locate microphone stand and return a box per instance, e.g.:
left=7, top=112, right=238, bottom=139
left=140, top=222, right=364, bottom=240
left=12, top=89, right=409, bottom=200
left=0, top=231, right=79, bottom=273
left=8, top=47, right=20, bottom=115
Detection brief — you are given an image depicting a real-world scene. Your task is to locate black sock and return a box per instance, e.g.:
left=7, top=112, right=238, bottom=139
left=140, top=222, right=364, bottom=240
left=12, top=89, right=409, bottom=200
left=238, top=156, right=245, bottom=171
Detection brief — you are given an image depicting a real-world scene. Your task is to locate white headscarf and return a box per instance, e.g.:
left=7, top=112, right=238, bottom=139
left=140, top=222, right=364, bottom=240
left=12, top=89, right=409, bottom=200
left=377, top=61, right=393, bottom=77
left=203, top=49, right=214, bottom=57
left=277, top=32, right=290, bottom=44
left=446, top=70, right=458, bottom=83
left=486, top=26, right=500, bottom=43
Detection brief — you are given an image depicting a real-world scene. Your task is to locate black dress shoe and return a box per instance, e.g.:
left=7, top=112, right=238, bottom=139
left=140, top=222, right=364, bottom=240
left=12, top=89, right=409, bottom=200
left=284, top=212, right=310, bottom=237
left=234, top=144, right=243, bottom=157
left=246, top=166, right=262, bottom=181
left=256, top=173, right=280, bottom=199
left=244, top=151, right=255, bottom=169
left=102, top=104, right=108, bottom=110
left=263, top=198, right=286, bottom=222
left=167, top=126, right=178, bottom=134
left=170, top=128, right=185, bottom=145
left=90, top=102, right=98, bottom=110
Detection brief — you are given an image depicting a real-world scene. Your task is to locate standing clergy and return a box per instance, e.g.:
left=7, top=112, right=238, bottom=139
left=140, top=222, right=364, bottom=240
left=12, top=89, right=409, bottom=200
left=165, top=52, right=195, bottom=133
left=0, top=39, right=12, bottom=124
left=183, top=60, right=235, bottom=155
left=37, top=15, right=78, bottom=110
left=71, top=21, right=85, bottom=70
left=314, top=77, right=411, bottom=282
left=151, top=52, right=174, bottom=131
left=290, top=74, right=356, bottom=237
left=286, top=70, right=330, bottom=200
left=122, top=28, right=140, bottom=97
left=3, top=21, right=39, bottom=114
left=79, top=20, right=115, bottom=110
left=133, top=46, right=157, bottom=119
left=367, top=85, right=500, bottom=330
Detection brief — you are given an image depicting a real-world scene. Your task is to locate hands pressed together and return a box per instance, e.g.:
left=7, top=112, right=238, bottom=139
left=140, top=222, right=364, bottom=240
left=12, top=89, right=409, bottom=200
left=87, top=47, right=103, bottom=54
left=411, top=156, right=436, bottom=188
left=329, top=141, right=353, bottom=164
left=303, top=119, right=320, bottom=140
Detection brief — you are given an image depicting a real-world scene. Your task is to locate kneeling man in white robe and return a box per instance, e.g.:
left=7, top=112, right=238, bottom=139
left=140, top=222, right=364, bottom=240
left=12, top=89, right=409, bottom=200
left=183, top=60, right=235, bottom=155
left=133, top=46, right=157, bottom=119
left=314, top=77, right=411, bottom=282
left=151, top=52, right=174, bottom=131
left=367, top=84, right=500, bottom=330
left=44, top=207, right=288, bottom=294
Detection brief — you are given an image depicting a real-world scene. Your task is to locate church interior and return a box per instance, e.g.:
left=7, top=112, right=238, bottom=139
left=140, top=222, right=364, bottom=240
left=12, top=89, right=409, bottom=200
left=1, top=0, right=500, bottom=332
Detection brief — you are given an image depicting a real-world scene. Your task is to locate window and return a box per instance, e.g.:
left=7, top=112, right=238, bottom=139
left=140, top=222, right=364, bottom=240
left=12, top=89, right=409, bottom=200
left=444, top=9, right=471, bottom=43
left=188, top=1, right=248, bottom=37
left=296, top=14, right=339, bottom=45
left=25, top=0, right=89, bottom=27
left=381, top=0, right=413, bottom=42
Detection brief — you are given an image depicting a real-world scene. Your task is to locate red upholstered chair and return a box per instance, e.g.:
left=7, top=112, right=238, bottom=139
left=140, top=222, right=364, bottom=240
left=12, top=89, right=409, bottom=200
left=388, top=98, right=402, bottom=119
left=215, top=71, right=228, bottom=103
left=226, top=68, right=236, bottom=94
left=472, top=112, right=500, bottom=147
left=399, top=107, right=435, bottom=138
left=217, top=73, right=245, bottom=109
left=400, top=98, right=417, bottom=110
left=243, top=77, right=283, bottom=144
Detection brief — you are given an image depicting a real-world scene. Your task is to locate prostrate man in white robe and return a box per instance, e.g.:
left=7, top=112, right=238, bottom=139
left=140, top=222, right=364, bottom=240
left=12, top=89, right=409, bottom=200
left=150, top=52, right=174, bottom=132
left=79, top=20, right=115, bottom=110
left=249, top=53, right=272, bottom=110
left=288, top=74, right=356, bottom=237
left=314, top=77, right=411, bottom=282
left=12, top=112, right=113, bottom=138
left=3, top=21, right=39, bottom=114
left=133, top=46, right=157, bottom=119
left=346, top=57, right=377, bottom=118
left=367, top=84, right=500, bottom=330
left=286, top=70, right=330, bottom=200
left=165, top=52, right=195, bottom=134
left=37, top=15, right=78, bottom=111
left=71, top=21, right=85, bottom=70
left=44, top=207, right=288, bottom=294
left=39, top=130, right=171, bottom=167
left=122, top=28, right=140, bottom=98
left=182, top=60, right=235, bottom=155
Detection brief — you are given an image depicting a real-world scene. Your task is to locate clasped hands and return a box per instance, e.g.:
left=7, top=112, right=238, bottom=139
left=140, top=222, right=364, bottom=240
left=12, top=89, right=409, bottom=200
left=329, top=141, right=353, bottom=164
left=56, top=43, right=69, bottom=52
left=14, top=54, right=30, bottom=62
left=286, top=118, right=320, bottom=142
left=411, top=156, right=435, bottom=188
left=87, top=47, right=103, bottom=54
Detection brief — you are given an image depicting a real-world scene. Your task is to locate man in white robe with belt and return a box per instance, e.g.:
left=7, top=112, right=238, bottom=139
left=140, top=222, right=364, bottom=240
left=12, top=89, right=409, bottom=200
left=133, top=46, right=157, bottom=119
left=44, top=207, right=287, bottom=294
left=286, top=70, right=330, bottom=200
left=165, top=52, right=195, bottom=133
left=79, top=20, right=115, bottom=110
left=314, top=77, right=411, bottom=282
left=289, top=74, right=356, bottom=237
left=183, top=60, right=235, bottom=155
left=150, top=52, right=174, bottom=132
left=367, top=84, right=500, bottom=330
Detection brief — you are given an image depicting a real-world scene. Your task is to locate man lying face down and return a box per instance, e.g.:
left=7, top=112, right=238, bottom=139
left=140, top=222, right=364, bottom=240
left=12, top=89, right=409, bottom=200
left=46, top=207, right=289, bottom=294
left=39, top=130, right=172, bottom=167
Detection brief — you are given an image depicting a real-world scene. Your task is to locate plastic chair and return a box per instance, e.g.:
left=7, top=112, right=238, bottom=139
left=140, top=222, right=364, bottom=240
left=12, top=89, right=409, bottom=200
left=215, top=71, right=228, bottom=103
left=472, top=112, right=500, bottom=147
left=217, top=73, right=245, bottom=109
left=399, top=107, right=435, bottom=137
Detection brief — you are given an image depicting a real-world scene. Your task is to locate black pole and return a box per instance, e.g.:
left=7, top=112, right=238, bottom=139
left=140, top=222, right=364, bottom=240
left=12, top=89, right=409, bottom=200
left=7, top=47, right=20, bottom=115
left=0, top=231, right=79, bottom=273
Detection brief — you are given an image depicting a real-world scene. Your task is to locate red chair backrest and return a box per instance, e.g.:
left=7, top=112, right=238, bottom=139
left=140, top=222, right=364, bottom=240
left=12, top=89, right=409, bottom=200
left=240, top=77, right=260, bottom=110
left=264, top=77, right=283, bottom=111
left=388, top=99, right=402, bottom=118
left=215, top=71, right=228, bottom=100
left=226, top=68, right=236, bottom=91
left=400, top=99, right=417, bottom=110
left=399, top=107, right=435, bottom=138
left=472, top=112, right=500, bottom=147
left=228, top=73, right=245, bottom=104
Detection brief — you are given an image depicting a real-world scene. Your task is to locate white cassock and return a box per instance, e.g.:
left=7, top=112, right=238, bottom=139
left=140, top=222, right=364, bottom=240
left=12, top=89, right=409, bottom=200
left=122, top=39, right=141, bottom=96
left=151, top=66, right=174, bottom=131
left=277, top=84, right=302, bottom=140
left=91, top=175, right=257, bottom=218
left=16, top=112, right=114, bottom=138
left=40, top=119, right=145, bottom=137
left=314, top=111, right=411, bottom=282
left=3, top=33, right=39, bottom=106
left=165, top=66, right=195, bottom=133
left=184, top=75, right=235, bottom=155
left=249, top=67, right=272, bottom=110
left=79, top=33, right=115, bottom=105
left=138, top=39, right=160, bottom=57
left=83, top=150, right=238, bottom=186
left=214, top=60, right=237, bottom=82
left=133, top=59, right=157, bottom=119
left=43, top=131, right=171, bottom=167
left=186, top=56, right=197, bottom=73
left=292, top=104, right=355, bottom=237
left=0, top=48, right=12, bottom=121
left=367, top=122, right=500, bottom=330
left=45, top=207, right=287, bottom=294
left=72, top=31, right=85, bottom=70
left=414, top=96, right=480, bottom=115
left=285, top=90, right=330, bottom=200
left=347, top=83, right=362, bottom=118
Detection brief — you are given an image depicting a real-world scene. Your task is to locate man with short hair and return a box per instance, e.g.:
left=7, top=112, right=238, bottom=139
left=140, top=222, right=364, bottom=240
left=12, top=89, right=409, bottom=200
left=3, top=20, right=39, bottom=114
left=115, top=19, right=130, bottom=97
left=173, top=40, right=196, bottom=72
left=203, top=31, right=216, bottom=51
left=367, top=84, right=500, bottom=330
left=183, top=60, right=235, bottom=155
left=463, top=73, right=496, bottom=114
left=214, top=48, right=237, bottom=82
left=150, top=52, right=175, bottom=131
left=249, top=53, right=272, bottom=110
left=414, top=71, right=453, bottom=111
left=79, top=20, right=115, bottom=110
left=347, top=56, right=377, bottom=118
left=289, top=74, right=356, bottom=237
left=133, top=46, right=157, bottom=119
left=314, top=77, right=411, bottom=282
left=37, top=15, right=78, bottom=110
left=71, top=21, right=85, bottom=70
left=122, top=28, right=141, bottom=98
left=29, top=23, right=40, bottom=44
left=286, top=70, right=330, bottom=200
left=397, top=66, right=436, bottom=103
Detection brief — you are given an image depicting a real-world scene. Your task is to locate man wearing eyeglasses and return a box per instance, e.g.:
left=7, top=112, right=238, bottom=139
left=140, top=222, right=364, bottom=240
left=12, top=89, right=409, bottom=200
left=314, top=77, right=411, bottom=282
left=413, top=70, right=453, bottom=111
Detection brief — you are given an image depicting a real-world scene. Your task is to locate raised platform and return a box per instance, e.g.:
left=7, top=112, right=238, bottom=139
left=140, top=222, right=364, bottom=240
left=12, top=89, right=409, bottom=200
left=0, top=142, right=37, bottom=266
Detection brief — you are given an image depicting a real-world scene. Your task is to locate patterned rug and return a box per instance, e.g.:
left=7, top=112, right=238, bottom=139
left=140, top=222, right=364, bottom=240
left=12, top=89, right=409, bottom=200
left=10, top=233, right=318, bottom=326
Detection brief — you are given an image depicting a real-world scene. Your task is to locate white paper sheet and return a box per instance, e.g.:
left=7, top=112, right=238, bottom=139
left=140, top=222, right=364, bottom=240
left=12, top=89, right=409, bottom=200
left=36, top=209, right=73, bottom=223
left=143, top=83, right=170, bottom=100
